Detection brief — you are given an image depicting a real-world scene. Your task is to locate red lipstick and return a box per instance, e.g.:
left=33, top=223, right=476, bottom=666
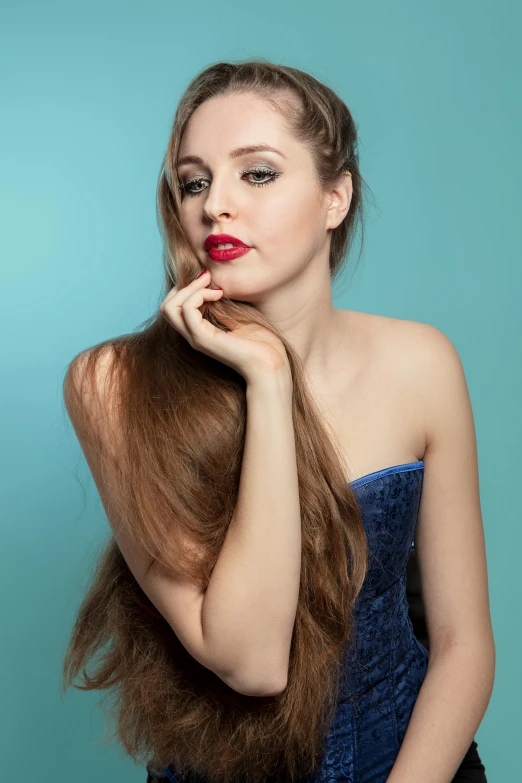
left=204, top=233, right=252, bottom=263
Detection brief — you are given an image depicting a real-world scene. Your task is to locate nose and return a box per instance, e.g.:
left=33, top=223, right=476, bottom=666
left=202, top=177, right=238, bottom=223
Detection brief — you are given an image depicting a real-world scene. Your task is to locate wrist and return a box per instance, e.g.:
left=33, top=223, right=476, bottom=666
left=246, top=366, right=293, bottom=396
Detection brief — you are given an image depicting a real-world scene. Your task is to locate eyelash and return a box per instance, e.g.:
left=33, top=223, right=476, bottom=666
left=179, top=167, right=281, bottom=197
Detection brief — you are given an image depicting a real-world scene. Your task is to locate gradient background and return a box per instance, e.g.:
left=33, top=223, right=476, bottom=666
left=1, top=1, right=520, bottom=780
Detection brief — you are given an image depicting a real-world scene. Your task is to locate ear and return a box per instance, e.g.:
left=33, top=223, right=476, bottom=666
left=325, top=171, right=353, bottom=230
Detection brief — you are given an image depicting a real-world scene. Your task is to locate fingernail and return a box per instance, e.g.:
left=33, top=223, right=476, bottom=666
left=196, top=270, right=208, bottom=279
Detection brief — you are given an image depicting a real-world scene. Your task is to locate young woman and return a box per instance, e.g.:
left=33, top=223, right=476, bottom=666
left=62, top=59, right=494, bottom=783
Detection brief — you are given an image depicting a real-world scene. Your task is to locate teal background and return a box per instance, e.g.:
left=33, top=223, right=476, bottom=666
left=1, top=1, right=520, bottom=780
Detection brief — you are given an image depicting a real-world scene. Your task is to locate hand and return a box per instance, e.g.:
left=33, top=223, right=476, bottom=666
left=160, top=269, right=291, bottom=383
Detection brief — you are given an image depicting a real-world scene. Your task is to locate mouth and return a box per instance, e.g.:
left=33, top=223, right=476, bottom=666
left=204, top=233, right=249, bottom=251
left=204, top=233, right=252, bottom=263
left=207, top=246, right=252, bottom=263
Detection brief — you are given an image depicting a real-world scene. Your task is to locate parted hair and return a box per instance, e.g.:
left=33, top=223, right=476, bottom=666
left=61, top=58, right=372, bottom=783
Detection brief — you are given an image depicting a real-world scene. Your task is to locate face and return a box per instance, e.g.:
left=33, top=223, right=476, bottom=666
left=176, top=91, right=350, bottom=303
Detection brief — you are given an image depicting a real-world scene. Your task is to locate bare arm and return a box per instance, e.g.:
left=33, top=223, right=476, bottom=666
left=66, top=323, right=302, bottom=696
left=200, top=368, right=302, bottom=696
left=66, top=356, right=301, bottom=698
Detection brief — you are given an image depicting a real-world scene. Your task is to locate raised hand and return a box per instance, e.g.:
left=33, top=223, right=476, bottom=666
left=160, top=270, right=291, bottom=383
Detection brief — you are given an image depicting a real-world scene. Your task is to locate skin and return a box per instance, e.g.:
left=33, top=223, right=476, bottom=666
left=176, top=90, right=353, bottom=384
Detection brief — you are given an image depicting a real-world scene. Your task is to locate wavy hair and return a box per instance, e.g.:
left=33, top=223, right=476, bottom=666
left=61, top=58, right=373, bottom=783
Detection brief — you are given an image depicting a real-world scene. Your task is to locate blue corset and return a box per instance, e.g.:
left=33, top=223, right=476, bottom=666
left=314, top=460, right=427, bottom=782
left=162, top=461, right=427, bottom=783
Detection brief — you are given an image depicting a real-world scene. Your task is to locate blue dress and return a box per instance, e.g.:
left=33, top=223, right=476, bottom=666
left=311, top=460, right=427, bottom=782
left=157, top=461, right=427, bottom=783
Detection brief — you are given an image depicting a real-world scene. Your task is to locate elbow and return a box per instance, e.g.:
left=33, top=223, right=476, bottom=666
left=223, top=667, right=288, bottom=697
left=207, top=639, right=291, bottom=697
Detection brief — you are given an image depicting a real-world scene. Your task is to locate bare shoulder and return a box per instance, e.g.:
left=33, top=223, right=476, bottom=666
left=376, top=314, right=465, bottom=389
left=350, top=309, right=452, bottom=353
left=351, top=310, right=460, bottom=376
left=345, top=310, right=467, bottom=451
left=359, top=312, right=468, bottom=447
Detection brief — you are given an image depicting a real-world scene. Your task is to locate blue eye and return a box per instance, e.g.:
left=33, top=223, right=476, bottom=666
left=179, top=167, right=281, bottom=198
left=244, top=167, right=280, bottom=187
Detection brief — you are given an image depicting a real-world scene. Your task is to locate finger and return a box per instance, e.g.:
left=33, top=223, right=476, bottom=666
left=181, top=287, right=224, bottom=339
left=159, top=269, right=211, bottom=331
left=163, top=286, right=223, bottom=343
left=162, top=269, right=211, bottom=307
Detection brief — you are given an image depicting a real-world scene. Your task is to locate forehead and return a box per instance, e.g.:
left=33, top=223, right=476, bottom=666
left=177, top=92, right=297, bottom=159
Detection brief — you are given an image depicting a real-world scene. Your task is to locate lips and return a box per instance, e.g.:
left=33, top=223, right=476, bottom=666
left=207, top=245, right=252, bottom=263
left=204, top=233, right=249, bottom=251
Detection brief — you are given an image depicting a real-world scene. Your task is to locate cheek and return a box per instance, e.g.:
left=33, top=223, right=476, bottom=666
left=260, top=192, right=321, bottom=250
left=181, top=201, right=199, bottom=223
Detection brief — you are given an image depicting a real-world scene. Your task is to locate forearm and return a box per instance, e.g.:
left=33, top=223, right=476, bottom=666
left=386, top=641, right=495, bottom=783
left=201, top=368, right=301, bottom=695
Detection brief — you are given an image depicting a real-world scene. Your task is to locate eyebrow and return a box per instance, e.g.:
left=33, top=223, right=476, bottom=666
left=177, top=144, right=287, bottom=168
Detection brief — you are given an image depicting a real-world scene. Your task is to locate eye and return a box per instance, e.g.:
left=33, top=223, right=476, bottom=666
left=179, top=167, right=281, bottom=198
left=243, top=167, right=281, bottom=187
left=179, top=177, right=206, bottom=197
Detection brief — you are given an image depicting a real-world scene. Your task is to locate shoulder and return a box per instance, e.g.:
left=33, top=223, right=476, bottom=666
left=358, top=311, right=462, bottom=378
left=370, top=314, right=469, bottom=449
left=384, top=316, right=465, bottom=388
left=357, top=310, right=453, bottom=352
left=63, top=344, right=124, bottom=457
left=351, top=311, right=468, bottom=448
left=65, top=343, right=120, bottom=389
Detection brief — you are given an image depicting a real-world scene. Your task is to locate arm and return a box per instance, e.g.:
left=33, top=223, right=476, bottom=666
left=201, top=368, right=301, bottom=697
left=387, top=324, right=495, bottom=782
left=64, top=350, right=300, bottom=699
left=386, top=646, right=494, bottom=783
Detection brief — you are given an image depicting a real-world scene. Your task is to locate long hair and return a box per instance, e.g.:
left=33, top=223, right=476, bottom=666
left=61, top=58, right=372, bottom=783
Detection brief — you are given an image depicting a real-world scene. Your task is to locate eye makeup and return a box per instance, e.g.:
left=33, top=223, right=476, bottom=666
left=179, top=166, right=282, bottom=197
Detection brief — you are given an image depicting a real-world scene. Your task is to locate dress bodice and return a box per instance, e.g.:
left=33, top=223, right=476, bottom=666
left=349, top=460, right=424, bottom=601
left=314, top=460, right=428, bottom=782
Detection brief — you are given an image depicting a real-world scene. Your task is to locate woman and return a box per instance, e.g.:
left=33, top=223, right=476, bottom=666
left=62, top=59, right=494, bottom=783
